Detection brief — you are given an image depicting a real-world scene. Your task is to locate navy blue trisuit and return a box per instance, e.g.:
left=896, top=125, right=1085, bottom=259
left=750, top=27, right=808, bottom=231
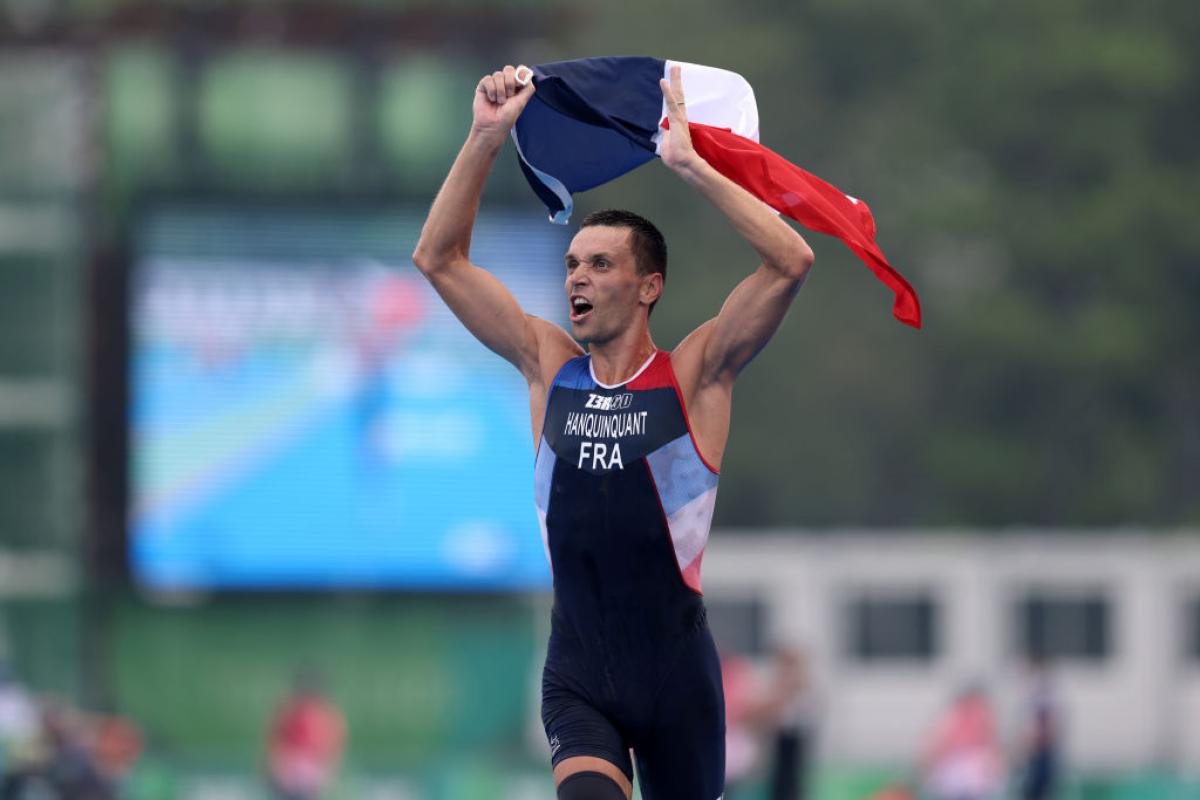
left=535, top=350, right=725, bottom=799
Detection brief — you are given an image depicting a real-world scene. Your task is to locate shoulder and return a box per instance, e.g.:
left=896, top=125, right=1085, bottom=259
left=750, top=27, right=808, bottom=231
left=526, top=315, right=584, bottom=387
left=548, top=350, right=593, bottom=390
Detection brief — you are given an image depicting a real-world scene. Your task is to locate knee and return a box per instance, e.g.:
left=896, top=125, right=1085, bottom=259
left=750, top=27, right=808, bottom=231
left=557, top=771, right=627, bottom=800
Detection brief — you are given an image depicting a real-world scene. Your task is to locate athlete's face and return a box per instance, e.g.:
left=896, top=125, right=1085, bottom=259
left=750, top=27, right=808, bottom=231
left=564, top=226, right=661, bottom=345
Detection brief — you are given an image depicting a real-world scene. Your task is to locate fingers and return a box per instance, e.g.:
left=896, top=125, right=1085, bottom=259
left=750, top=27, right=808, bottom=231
left=502, top=65, right=518, bottom=98
left=477, top=73, right=495, bottom=103
left=658, top=78, right=676, bottom=108
left=669, top=63, right=684, bottom=101
left=659, top=84, right=687, bottom=125
left=477, top=65, right=526, bottom=105
left=659, top=65, right=686, bottom=116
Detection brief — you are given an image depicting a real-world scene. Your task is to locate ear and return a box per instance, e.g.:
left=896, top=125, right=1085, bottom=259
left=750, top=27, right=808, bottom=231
left=640, top=272, right=663, bottom=307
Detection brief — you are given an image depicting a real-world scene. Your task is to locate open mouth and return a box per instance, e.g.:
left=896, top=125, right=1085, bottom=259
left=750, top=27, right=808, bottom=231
left=569, top=296, right=594, bottom=323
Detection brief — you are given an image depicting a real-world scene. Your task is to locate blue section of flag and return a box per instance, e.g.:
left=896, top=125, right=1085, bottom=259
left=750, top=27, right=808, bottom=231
left=513, top=56, right=667, bottom=223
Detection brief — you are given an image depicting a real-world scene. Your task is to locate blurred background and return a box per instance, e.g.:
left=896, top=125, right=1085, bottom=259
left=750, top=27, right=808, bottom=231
left=0, top=0, right=1197, bottom=798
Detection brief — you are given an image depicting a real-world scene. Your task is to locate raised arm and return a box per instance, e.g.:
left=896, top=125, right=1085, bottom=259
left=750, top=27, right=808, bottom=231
left=412, top=65, right=580, bottom=385
left=661, top=65, right=815, bottom=390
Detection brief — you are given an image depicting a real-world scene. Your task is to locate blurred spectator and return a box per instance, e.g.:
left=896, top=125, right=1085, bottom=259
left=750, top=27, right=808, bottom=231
left=39, top=702, right=115, bottom=800
left=723, top=645, right=819, bottom=799
left=921, top=685, right=1004, bottom=800
left=0, top=699, right=115, bottom=800
left=767, top=646, right=818, bottom=800
left=0, top=663, right=38, bottom=779
left=90, top=713, right=143, bottom=786
left=1017, top=659, right=1060, bottom=800
left=865, top=782, right=915, bottom=800
left=722, top=652, right=761, bottom=795
left=266, top=669, right=346, bottom=800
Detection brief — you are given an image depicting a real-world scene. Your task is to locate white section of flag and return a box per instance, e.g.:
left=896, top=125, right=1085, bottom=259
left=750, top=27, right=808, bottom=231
left=653, top=60, right=761, bottom=154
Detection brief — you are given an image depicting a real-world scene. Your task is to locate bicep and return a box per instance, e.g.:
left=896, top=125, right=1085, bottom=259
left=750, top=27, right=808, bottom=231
left=422, top=256, right=544, bottom=377
left=702, top=264, right=804, bottom=384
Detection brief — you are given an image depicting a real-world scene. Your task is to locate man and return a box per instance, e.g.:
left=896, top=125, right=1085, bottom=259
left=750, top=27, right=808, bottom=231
left=1017, top=658, right=1059, bottom=800
left=266, top=670, right=346, bottom=800
left=920, top=686, right=1005, bottom=800
left=412, top=63, right=814, bottom=800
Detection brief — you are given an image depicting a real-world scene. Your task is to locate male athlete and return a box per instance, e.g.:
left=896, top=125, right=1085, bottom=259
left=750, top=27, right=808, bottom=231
left=412, top=64, right=814, bottom=800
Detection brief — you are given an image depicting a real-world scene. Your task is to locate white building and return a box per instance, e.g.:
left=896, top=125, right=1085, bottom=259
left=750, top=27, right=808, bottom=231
left=702, top=531, right=1200, bottom=772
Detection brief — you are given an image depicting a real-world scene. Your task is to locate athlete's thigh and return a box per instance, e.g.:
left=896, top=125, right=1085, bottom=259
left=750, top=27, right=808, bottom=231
left=633, top=629, right=726, bottom=800
left=542, top=662, right=634, bottom=784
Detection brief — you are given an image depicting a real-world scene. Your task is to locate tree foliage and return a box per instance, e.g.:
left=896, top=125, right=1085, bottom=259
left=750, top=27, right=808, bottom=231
left=567, top=0, right=1200, bottom=526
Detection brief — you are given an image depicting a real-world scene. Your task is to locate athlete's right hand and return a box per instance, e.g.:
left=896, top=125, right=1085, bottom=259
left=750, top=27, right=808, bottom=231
left=472, top=65, right=535, bottom=141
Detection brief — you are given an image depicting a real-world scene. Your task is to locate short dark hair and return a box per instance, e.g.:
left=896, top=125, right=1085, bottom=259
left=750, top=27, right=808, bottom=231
left=579, top=209, right=667, bottom=312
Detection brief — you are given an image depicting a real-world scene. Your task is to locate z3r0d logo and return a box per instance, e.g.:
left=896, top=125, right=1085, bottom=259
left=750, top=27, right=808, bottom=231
left=585, top=392, right=633, bottom=411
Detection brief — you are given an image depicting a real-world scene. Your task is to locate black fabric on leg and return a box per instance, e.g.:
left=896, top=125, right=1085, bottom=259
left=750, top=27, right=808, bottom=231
left=557, top=771, right=627, bottom=800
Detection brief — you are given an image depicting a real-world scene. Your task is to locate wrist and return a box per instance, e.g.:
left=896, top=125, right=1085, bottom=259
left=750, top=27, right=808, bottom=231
left=467, top=125, right=509, bottom=152
left=669, top=153, right=711, bottom=183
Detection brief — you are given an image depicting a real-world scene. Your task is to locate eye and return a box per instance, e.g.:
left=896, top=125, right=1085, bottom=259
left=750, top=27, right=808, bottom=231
left=594, top=259, right=609, bottom=270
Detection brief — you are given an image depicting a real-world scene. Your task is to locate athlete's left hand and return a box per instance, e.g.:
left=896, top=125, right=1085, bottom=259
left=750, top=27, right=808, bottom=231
left=659, top=65, right=700, bottom=172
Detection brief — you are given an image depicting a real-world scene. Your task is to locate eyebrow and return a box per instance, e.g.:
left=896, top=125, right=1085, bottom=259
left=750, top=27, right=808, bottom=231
left=564, top=251, right=614, bottom=263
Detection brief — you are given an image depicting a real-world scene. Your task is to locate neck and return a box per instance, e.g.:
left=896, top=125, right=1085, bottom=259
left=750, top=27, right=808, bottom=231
left=587, top=327, right=657, bottom=386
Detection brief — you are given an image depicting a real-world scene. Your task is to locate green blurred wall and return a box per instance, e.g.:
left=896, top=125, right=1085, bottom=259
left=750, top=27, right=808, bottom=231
left=108, top=594, right=539, bottom=770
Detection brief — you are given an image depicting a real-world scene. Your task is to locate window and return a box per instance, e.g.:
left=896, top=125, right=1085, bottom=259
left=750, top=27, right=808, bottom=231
left=844, top=590, right=940, bottom=663
left=1016, top=591, right=1111, bottom=662
left=1185, top=595, right=1200, bottom=663
left=706, top=595, right=767, bottom=656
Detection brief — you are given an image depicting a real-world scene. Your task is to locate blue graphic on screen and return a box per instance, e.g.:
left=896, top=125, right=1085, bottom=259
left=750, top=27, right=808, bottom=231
left=131, top=206, right=570, bottom=589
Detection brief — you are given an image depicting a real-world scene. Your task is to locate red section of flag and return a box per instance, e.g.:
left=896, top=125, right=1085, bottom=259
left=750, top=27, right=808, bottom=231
left=677, top=120, right=922, bottom=328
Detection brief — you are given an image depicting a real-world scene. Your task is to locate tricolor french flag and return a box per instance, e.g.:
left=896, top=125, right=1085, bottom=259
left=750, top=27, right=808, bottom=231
left=512, top=56, right=921, bottom=328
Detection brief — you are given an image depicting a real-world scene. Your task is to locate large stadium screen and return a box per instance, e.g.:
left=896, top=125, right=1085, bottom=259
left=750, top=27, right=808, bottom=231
left=130, top=205, right=569, bottom=590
